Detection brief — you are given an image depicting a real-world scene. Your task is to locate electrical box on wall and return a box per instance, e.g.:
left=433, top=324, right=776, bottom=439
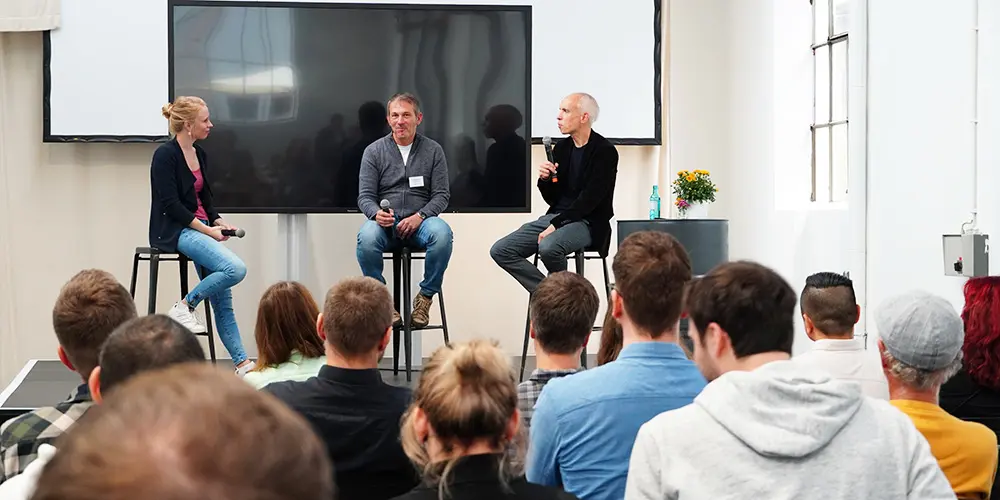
left=943, top=234, right=989, bottom=277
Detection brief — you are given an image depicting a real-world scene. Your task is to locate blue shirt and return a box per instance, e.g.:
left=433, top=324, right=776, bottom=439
left=526, top=341, right=707, bottom=500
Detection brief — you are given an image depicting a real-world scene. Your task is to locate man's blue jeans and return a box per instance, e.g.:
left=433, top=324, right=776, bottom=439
left=177, top=227, right=249, bottom=366
left=356, top=216, right=453, bottom=296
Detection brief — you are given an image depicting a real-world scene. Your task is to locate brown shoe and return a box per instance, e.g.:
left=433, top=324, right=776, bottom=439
left=411, top=294, right=433, bottom=328
left=392, top=310, right=402, bottom=327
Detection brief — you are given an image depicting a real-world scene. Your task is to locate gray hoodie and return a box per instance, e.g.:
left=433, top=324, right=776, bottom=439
left=625, top=360, right=955, bottom=500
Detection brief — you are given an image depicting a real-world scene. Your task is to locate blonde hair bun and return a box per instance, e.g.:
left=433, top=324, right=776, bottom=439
left=162, top=96, right=206, bottom=135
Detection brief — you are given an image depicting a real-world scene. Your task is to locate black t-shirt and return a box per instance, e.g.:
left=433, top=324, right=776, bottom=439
left=553, top=145, right=586, bottom=211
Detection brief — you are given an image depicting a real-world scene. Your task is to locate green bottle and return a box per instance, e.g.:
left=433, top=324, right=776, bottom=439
left=649, top=185, right=660, bottom=219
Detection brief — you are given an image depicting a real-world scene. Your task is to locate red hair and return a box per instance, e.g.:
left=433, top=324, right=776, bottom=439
left=961, top=276, right=1000, bottom=390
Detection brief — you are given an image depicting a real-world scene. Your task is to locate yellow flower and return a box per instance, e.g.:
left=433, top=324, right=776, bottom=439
left=686, top=174, right=696, bottom=181
left=677, top=171, right=686, bottom=177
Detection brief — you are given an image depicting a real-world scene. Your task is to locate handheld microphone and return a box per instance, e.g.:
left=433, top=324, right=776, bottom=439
left=380, top=199, right=397, bottom=238
left=221, top=228, right=245, bottom=238
left=542, top=136, right=558, bottom=183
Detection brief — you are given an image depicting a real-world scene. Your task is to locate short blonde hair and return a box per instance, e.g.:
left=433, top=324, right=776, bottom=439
left=161, top=96, right=206, bottom=135
left=401, top=340, right=520, bottom=499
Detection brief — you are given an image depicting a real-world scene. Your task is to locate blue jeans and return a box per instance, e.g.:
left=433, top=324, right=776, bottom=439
left=177, top=227, right=249, bottom=366
left=357, top=216, right=453, bottom=296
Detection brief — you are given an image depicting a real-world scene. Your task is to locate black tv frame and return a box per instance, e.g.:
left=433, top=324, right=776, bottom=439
left=163, top=1, right=533, bottom=214
left=41, top=0, right=662, bottom=146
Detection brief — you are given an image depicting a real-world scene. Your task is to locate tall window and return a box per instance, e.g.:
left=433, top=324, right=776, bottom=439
left=811, top=0, right=849, bottom=202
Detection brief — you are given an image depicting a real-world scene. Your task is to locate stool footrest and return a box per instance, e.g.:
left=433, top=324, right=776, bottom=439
left=394, top=324, right=446, bottom=332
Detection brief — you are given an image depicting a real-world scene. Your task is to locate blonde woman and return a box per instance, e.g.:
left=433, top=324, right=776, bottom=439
left=150, top=96, right=253, bottom=376
left=394, top=340, right=578, bottom=500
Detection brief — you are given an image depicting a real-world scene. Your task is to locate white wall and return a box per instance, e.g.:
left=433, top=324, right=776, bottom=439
left=0, top=29, right=660, bottom=386
left=865, top=0, right=998, bottom=325
left=10, top=0, right=997, bottom=386
left=669, top=0, right=862, bottom=353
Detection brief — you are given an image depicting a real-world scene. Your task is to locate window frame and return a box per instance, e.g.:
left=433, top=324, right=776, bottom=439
left=810, top=0, right=849, bottom=202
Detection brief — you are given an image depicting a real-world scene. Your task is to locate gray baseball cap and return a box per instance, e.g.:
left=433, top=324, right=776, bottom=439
left=875, top=290, right=964, bottom=371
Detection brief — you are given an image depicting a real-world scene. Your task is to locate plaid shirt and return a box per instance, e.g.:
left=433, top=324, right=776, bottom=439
left=0, top=383, right=93, bottom=484
left=517, top=368, right=581, bottom=433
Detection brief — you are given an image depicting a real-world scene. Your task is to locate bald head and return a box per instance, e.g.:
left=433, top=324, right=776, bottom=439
left=557, top=93, right=600, bottom=135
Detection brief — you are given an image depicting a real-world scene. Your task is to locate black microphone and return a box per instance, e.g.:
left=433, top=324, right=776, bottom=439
left=221, top=228, right=245, bottom=238
left=542, top=136, right=558, bottom=183
left=380, top=199, right=391, bottom=213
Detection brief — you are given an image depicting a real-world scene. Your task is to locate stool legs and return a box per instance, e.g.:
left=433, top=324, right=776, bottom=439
left=572, top=252, right=587, bottom=369
left=204, top=298, right=217, bottom=364
left=129, top=253, right=140, bottom=298
left=179, top=257, right=190, bottom=298
left=520, top=306, right=532, bottom=381
left=385, top=250, right=449, bottom=382
left=392, top=254, right=402, bottom=376
left=520, top=251, right=610, bottom=380
left=147, top=254, right=160, bottom=315
left=438, top=291, right=450, bottom=345
left=402, top=251, right=413, bottom=382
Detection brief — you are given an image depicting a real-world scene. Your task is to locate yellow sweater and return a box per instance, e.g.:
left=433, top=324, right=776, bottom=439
left=892, top=399, right=998, bottom=499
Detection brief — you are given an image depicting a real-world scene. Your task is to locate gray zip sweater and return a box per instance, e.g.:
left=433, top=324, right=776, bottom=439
left=357, top=133, right=450, bottom=219
left=625, top=360, right=955, bottom=500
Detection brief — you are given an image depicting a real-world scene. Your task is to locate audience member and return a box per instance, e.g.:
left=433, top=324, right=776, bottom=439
left=519, top=272, right=599, bottom=433
left=877, top=290, right=999, bottom=499
left=527, top=231, right=707, bottom=500
left=395, top=340, right=578, bottom=500
left=596, top=309, right=622, bottom=366
left=244, top=281, right=326, bottom=389
left=942, top=277, right=1000, bottom=434
left=29, top=363, right=333, bottom=500
left=625, top=261, right=955, bottom=499
left=0, top=270, right=137, bottom=483
left=946, top=277, right=1000, bottom=500
left=794, top=272, right=889, bottom=399
left=265, top=277, right=418, bottom=500
left=0, top=314, right=207, bottom=499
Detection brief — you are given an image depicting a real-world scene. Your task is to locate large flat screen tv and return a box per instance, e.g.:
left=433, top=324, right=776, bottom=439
left=169, top=1, right=531, bottom=213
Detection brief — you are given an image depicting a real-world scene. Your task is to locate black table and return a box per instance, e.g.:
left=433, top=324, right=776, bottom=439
left=617, top=219, right=729, bottom=276
left=617, top=219, right=730, bottom=351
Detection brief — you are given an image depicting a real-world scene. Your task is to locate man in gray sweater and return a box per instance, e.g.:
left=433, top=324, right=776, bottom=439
left=356, top=93, right=452, bottom=328
left=625, top=261, right=954, bottom=500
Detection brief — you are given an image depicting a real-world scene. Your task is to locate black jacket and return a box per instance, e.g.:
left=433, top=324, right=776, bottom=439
left=391, top=454, right=579, bottom=500
left=538, top=131, right=618, bottom=256
left=265, top=366, right=420, bottom=500
left=148, top=139, right=220, bottom=252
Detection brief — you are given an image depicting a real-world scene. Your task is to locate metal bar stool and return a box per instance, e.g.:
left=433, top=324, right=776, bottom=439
left=383, top=247, right=451, bottom=382
left=519, top=247, right=612, bottom=382
left=128, top=247, right=218, bottom=363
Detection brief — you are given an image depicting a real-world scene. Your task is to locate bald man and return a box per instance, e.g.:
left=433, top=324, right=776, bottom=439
left=491, top=93, right=619, bottom=293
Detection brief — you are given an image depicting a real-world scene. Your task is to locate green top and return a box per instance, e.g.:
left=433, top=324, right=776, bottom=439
left=243, top=351, right=326, bottom=390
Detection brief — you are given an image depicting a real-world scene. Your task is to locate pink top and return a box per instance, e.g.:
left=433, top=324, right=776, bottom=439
left=191, top=169, right=209, bottom=221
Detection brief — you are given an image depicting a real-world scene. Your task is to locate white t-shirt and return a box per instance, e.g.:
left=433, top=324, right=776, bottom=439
left=398, top=143, right=412, bottom=166
left=794, top=338, right=890, bottom=400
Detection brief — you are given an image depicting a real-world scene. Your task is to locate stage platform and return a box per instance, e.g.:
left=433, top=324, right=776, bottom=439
left=0, top=355, right=570, bottom=426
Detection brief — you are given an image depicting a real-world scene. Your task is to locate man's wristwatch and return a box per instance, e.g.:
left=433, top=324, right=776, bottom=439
left=417, top=212, right=426, bottom=220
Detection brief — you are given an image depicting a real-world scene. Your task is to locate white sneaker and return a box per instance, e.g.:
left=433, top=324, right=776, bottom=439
left=235, top=361, right=256, bottom=378
left=168, top=301, right=207, bottom=334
